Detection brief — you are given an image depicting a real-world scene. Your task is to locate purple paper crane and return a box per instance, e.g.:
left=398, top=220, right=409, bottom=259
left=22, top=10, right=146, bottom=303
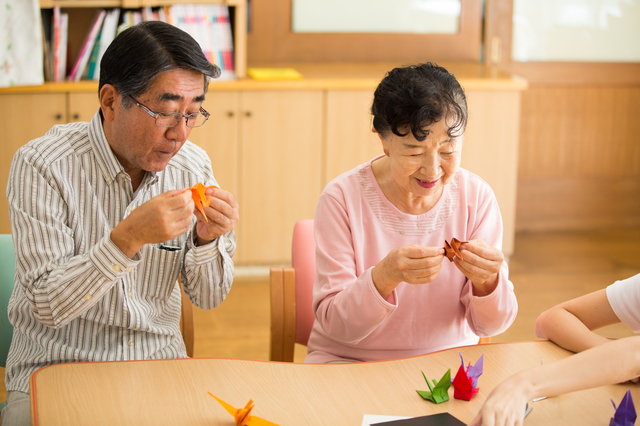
left=458, top=352, right=484, bottom=387
left=610, top=389, right=637, bottom=426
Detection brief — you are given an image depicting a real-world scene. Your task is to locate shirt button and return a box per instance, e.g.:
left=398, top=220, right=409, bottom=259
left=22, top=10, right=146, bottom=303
left=113, top=264, right=121, bottom=272
left=128, top=341, right=134, bottom=347
left=127, top=207, right=132, bottom=214
left=206, top=250, right=214, bottom=256
left=84, top=295, right=92, bottom=301
left=125, top=268, right=132, bottom=273
left=127, top=291, right=132, bottom=298
left=106, top=176, right=111, bottom=183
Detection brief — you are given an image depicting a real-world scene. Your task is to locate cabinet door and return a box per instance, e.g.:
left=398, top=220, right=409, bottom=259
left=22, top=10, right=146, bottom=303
left=239, top=90, right=323, bottom=264
left=187, top=91, right=242, bottom=259
left=0, top=93, right=67, bottom=234
left=68, top=92, right=100, bottom=122
left=325, top=90, right=382, bottom=185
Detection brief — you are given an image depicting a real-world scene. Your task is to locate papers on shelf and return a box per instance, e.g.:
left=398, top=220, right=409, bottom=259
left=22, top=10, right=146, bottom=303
left=247, top=68, right=303, bottom=81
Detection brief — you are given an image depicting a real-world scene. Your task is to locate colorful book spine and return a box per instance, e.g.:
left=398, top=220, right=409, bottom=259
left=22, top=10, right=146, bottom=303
left=68, top=10, right=106, bottom=81
left=53, top=6, right=60, bottom=82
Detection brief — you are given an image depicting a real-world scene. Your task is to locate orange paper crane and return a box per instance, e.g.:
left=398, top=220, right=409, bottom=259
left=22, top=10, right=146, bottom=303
left=444, top=238, right=467, bottom=262
left=208, top=393, right=280, bottom=426
left=188, top=183, right=219, bottom=223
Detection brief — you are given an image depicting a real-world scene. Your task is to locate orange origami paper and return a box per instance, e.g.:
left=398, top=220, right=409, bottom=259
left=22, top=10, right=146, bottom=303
left=208, top=392, right=279, bottom=426
left=444, top=238, right=467, bottom=262
left=188, top=183, right=219, bottom=222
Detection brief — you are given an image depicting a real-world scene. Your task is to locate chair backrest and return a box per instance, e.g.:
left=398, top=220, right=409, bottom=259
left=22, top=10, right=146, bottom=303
left=269, top=219, right=316, bottom=362
left=291, top=219, right=315, bottom=346
left=0, top=235, right=16, bottom=368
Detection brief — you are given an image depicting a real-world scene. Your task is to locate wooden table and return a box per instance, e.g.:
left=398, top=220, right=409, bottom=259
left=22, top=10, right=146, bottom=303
left=30, top=341, right=635, bottom=425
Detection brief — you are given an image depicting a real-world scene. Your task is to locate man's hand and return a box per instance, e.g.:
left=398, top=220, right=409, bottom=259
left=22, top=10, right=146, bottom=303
left=111, top=190, right=195, bottom=258
left=193, top=187, right=239, bottom=246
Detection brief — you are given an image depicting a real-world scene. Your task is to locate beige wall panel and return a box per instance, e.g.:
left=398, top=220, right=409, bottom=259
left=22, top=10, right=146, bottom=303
left=324, top=90, right=382, bottom=185
left=239, top=91, right=323, bottom=264
left=516, top=86, right=640, bottom=231
left=462, top=90, right=521, bottom=257
left=0, top=94, right=67, bottom=234
left=517, top=177, right=640, bottom=232
left=518, top=86, right=640, bottom=179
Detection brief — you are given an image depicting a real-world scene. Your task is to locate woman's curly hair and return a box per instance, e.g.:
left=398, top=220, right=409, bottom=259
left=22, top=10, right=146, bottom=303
left=371, top=62, right=467, bottom=141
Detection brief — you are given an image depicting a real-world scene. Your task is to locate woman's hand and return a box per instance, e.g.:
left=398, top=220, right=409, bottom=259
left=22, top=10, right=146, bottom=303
left=371, top=245, right=444, bottom=299
left=469, top=374, right=531, bottom=426
left=454, top=240, right=503, bottom=297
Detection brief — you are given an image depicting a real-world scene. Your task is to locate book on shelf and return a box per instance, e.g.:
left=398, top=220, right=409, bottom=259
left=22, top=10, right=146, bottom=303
left=90, top=8, right=120, bottom=81
left=41, top=9, right=54, bottom=82
left=68, top=10, right=105, bottom=81
left=57, top=12, right=68, bottom=82
left=168, top=4, right=236, bottom=80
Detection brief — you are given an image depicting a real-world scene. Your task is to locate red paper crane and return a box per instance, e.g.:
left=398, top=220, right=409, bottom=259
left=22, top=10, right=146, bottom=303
left=452, top=365, right=478, bottom=401
left=444, top=238, right=467, bottom=262
left=452, top=353, right=483, bottom=401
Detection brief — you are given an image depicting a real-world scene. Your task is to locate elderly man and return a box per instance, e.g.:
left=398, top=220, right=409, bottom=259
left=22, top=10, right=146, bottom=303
left=3, top=21, right=238, bottom=425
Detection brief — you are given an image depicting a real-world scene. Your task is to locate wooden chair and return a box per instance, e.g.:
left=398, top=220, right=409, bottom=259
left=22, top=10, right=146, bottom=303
left=270, top=220, right=315, bottom=362
left=269, top=221, right=490, bottom=362
left=179, top=278, right=195, bottom=358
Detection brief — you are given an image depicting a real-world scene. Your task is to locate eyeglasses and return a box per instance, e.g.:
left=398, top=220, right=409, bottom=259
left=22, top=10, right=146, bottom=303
left=127, top=95, right=210, bottom=128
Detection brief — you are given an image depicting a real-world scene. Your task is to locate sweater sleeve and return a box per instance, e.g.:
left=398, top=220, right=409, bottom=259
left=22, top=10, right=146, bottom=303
left=459, top=183, right=518, bottom=337
left=312, top=190, right=397, bottom=344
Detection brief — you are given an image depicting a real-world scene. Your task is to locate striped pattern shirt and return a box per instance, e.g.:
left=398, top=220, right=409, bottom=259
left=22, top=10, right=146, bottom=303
left=5, top=111, right=235, bottom=393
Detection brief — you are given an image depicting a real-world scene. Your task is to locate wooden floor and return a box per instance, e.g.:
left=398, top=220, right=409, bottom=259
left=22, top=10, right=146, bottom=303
left=2, top=227, right=639, bottom=401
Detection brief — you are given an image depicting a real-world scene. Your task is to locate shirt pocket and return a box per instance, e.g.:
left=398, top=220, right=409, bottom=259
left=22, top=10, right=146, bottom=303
left=139, top=244, right=184, bottom=301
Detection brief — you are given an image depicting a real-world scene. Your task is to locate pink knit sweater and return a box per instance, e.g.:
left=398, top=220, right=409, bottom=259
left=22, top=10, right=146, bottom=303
left=305, top=158, right=518, bottom=363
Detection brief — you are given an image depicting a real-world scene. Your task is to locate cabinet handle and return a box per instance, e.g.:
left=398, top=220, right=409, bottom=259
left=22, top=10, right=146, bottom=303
left=244, top=111, right=252, bottom=117
left=227, top=111, right=235, bottom=117
left=55, top=113, right=62, bottom=120
left=73, top=113, right=80, bottom=120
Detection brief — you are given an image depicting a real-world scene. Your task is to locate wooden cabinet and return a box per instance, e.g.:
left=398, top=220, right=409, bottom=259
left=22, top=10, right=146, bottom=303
left=237, top=91, right=323, bottom=264
left=0, top=92, right=100, bottom=234
left=324, top=90, right=382, bottom=183
left=191, top=90, right=324, bottom=264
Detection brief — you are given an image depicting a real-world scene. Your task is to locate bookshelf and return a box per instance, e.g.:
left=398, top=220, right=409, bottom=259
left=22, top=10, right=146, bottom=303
left=38, top=0, right=247, bottom=79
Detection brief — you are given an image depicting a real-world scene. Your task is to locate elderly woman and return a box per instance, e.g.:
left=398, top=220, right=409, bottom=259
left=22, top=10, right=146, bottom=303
left=304, top=63, right=518, bottom=363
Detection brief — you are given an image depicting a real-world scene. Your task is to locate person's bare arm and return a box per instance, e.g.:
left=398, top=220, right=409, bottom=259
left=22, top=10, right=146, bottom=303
left=535, top=289, right=621, bottom=353
left=471, top=336, right=640, bottom=426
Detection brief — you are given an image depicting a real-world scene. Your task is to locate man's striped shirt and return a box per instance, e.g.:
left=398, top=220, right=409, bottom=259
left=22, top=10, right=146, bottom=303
left=5, top=111, right=235, bottom=393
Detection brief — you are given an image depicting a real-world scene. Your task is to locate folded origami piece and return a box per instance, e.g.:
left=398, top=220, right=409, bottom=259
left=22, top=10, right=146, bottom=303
left=416, top=369, right=451, bottom=404
left=610, top=389, right=636, bottom=426
left=208, top=392, right=279, bottom=426
left=443, top=238, right=466, bottom=262
left=452, top=353, right=483, bottom=401
left=188, top=183, right=219, bottom=223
